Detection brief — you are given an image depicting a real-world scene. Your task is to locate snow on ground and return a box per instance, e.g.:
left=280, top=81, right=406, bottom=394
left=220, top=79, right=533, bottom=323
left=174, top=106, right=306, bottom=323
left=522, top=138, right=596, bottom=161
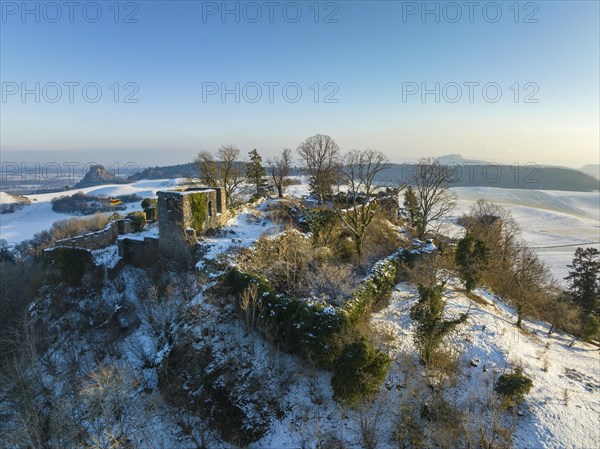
left=117, top=222, right=159, bottom=242
left=194, top=193, right=599, bottom=448
left=8, top=176, right=598, bottom=448
left=91, top=245, right=120, bottom=269
left=197, top=199, right=284, bottom=267
left=370, top=279, right=600, bottom=449
left=90, top=223, right=159, bottom=268
left=256, top=276, right=600, bottom=449
left=285, top=175, right=312, bottom=198
left=447, top=187, right=600, bottom=284
left=0, top=179, right=180, bottom=244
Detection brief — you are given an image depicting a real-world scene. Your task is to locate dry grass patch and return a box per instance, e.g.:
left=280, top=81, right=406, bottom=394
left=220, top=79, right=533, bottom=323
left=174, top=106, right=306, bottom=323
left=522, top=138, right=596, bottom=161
left=463, top=289, right=491, bottom=307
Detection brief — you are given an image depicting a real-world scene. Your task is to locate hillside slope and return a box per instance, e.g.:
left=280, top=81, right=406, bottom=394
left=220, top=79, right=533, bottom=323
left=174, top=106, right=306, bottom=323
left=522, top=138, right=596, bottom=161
left=2, top=194, right=598, bottom=448
left=369, top=280, right=600, bottom=449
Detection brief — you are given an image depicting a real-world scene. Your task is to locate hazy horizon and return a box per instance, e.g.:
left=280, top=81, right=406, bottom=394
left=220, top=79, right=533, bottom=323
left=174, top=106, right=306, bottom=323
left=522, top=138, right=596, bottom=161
left=0, top=148, right=597, bottom=172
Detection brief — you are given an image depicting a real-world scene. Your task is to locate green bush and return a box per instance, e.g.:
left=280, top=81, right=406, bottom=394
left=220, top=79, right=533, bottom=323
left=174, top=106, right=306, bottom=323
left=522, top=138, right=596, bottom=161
left=331, top=338, right=390, bottom=405
left=223, top=268, right=345, bottom=366
left=224, top=254, right=400, bottom=367
left=50, top=247, right=93, bottom=285
left=395, top=250, right=419, bottom=281
left=126, top=211, right=146, bottom=232
left=495, top=366, right=533, bottom=406
left=411, top=284, right=468, bottom=364
left=189, top=193, right=208, bottom=233
left=306, top=209, right=339, bottom=240
left=222, top=250, right=400, bottom=371
left=222, top=268, right=272, bottom=297
left=581, top=315, right=600, bottom=342
left=261, top=293, right=346, bottom=366
left=141, top=198, right=157, bottom=209
left=455, top=233, right=488, bottom=291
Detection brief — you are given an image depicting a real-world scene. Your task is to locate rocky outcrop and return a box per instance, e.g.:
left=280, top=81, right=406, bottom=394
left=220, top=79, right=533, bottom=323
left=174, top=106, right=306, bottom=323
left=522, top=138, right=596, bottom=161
left=74, top=165, right=121, bottom=188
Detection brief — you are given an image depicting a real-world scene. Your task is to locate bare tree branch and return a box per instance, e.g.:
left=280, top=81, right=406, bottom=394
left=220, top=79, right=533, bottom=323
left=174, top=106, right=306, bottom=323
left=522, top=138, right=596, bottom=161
left=334, top=149, right=391, bottom=263
left=297, top=134, right=341, bottom=203
left=267, top=148, right=293, bottom=198
left=411, top=158, right=457, bottom=239
left=194, top=145, right=246, bottom=206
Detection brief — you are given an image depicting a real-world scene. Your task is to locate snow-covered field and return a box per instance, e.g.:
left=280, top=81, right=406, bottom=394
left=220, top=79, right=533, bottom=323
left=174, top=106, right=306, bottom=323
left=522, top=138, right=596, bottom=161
left=0, top=179, right=179, bottom=244
left=448, top=187, right=600, bottom=284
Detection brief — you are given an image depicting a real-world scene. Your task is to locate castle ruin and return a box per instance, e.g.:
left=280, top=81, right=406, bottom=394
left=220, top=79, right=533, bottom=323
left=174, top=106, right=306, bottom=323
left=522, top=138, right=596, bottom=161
left=156, top=187, right=227, bottom=258
left=45, top=187, right=227, bottom=271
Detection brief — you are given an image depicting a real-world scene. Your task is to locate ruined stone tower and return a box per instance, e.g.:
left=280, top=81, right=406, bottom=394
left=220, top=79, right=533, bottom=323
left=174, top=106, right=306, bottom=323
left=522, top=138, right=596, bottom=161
left=157, top=187, right=227, bottom=258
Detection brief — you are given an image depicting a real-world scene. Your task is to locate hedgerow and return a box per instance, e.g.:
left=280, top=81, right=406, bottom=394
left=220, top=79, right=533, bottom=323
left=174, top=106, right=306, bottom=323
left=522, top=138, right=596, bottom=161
left=222, top=250, right=402, bottom=398
left=341, top=258, right=398, bottom=326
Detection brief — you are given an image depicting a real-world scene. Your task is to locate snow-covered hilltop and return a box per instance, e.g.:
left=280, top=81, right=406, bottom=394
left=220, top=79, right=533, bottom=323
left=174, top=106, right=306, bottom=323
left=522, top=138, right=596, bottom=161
left=1, top=175, right=598, bottom=448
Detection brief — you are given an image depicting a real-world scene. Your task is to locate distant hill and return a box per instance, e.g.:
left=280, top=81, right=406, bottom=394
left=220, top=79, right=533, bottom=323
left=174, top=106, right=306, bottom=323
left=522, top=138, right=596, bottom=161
left=580, top=164, right=600, bottom=179
left=434, top=154, right=489, bottom=165
left=0, top=191, right=27, bottom=205
left=74, top=165, right=122, bottom=188
left=126, top=163, right=303, bottom=181
left=127, top=163, right=199, bottom=181
left=120, top=157, right=599, bottom=192
left=377, top=163, right=599, bottom=191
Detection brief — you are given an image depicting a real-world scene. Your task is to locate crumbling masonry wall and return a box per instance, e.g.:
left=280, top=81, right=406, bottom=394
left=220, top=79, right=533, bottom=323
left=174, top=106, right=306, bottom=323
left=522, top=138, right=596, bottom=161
left=117, top=236, right=159, bottom=268
left=157, top=188, right=227, bottom=258
left=54, top=219, right=133, bottom=250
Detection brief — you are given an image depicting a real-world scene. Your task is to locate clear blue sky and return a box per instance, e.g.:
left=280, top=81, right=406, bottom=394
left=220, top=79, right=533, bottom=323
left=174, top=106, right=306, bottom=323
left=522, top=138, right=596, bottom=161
left=1, top=0, right=598, bottom=167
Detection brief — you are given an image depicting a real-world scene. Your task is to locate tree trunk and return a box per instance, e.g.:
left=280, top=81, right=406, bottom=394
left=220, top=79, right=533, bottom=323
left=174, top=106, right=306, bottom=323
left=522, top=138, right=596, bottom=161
left=355, top=235, right=363, bottom=266
left=417, top=225, right=426, bottom=240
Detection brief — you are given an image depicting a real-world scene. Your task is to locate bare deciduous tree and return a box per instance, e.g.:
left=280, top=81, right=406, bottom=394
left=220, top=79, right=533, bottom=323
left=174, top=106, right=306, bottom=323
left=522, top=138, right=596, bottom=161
left=495, top=242, right=551, bottom=328
left=194, top=145, right=246, bottom=206
left=240, top=283, right=261, bottom=332
left=217, top=145, right=246, bottom=206
left=410, top=158, right=457, bottom=239
left=334, top=149, right=391, bottom=263
left=296, top=134, right=341, bottom=203
left=194, top=150, right=219, bottom=187
left=463, top=200, right=520, bottom=258
left=462, top=201, right=556, bottom=329
left=267, top=148, right=293, bottom=198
